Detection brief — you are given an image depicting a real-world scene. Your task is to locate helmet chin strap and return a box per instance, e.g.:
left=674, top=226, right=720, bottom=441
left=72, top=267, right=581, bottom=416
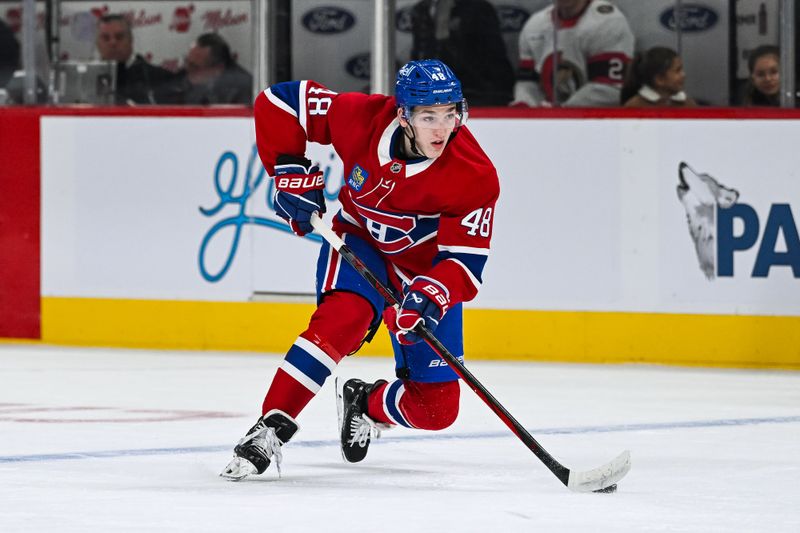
left=402, top=124, right=425, bottom=158
left=402, top=124, right=460, bottom=159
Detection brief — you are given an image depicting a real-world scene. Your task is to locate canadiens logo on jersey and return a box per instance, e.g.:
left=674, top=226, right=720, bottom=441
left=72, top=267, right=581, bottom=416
left=348, top=165, right=368, bottom=191
left=353, top=201, right=438, bottom=255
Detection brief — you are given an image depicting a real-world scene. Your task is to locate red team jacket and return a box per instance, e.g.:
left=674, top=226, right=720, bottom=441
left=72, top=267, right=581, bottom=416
left=254, top=80, right=499, bottom=308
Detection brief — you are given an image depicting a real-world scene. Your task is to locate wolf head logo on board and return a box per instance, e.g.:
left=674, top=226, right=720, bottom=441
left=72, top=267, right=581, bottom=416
left=676, top=162, right=739, bottom=279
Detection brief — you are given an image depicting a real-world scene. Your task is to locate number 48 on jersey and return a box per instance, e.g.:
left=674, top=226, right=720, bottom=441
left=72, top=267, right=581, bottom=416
left=461, top=207, right=493, bottom=238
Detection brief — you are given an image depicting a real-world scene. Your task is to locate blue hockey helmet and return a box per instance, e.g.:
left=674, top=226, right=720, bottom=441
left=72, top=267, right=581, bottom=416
left=395, top=59, right=467, bottom=126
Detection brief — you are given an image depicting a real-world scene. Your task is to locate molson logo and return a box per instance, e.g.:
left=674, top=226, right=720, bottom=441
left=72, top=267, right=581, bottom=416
left=302, top=7, right=355, bottom=34
left=170, top=5, right=194, bottom=33
left=202, top=9, right=248, bottom=30
left=119, top=9, right=163, bottom=28
left=496, top=6, right=530, bottom=33
left=660, top=4, right=718, bottom=32
left=90, top=5, right=109, bottom=20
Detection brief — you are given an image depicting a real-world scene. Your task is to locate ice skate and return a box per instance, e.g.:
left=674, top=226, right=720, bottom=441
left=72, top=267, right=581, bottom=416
left=336, top=377, right=391, bottom=463
left=220, top=409, right=299, bottom=481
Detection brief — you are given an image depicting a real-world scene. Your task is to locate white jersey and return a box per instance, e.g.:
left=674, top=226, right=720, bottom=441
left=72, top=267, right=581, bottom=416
left=515, top=0, right=634, bottom=106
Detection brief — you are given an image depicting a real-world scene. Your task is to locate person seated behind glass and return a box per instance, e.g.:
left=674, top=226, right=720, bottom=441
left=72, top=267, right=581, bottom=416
left=514, top=0, right=634, bottom=107
left=620, top=47, right=696, bottom=107
left=1, top=18, right=48, bottom=104
left=0, top=19, right=20, bottom=90
left=742, top=45, right=780, bottom=107
left=409, top=0, right=514, bottom=106
left=96, top=14, right=180, bottom=105
left=179, top=33, right=253, bottom=105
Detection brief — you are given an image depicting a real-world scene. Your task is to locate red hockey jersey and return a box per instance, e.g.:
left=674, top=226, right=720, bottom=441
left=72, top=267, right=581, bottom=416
left=515, top=0, right=634, bottom=106
left=254, top=80, right=499, bottom=306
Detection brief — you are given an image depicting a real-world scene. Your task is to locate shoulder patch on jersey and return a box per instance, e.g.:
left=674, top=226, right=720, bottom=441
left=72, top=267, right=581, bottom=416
left=597, top=4, right=614, bottom=14
left=348, top=165, right=369, bottom=191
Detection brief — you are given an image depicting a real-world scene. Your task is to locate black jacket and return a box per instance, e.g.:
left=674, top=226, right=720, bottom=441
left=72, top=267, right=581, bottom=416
left=410, top=0, right=515, bottom=106
left=179, top=63, right=253, bottom=105
left=0, top=19, right=20, bottom=88
left=116, top=55, right=181, bottom=105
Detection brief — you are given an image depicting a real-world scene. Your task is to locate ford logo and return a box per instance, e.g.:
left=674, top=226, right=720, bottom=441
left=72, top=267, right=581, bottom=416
left=302, top=7, right=355, bottom=34
left=496, top=6, right=530, bottom=33
left=345, top=53, right=370, bottom=80
left=395, top=6, right=414, bottom=33
left=660, top=4, right=718, bottom=32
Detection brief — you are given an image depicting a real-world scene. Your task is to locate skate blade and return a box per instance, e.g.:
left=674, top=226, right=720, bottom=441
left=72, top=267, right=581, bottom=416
left=334, top=376, right=348, bottom=463
left=219, top=456, right=258, bottom=481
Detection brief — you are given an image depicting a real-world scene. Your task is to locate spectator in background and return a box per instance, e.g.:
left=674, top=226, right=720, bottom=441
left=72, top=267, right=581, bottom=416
left=1, top=19, right=48, bottom=104
left=742, top=45, right=780, bottom=107
left=96, top=14, right=179, bottom=104
left=410, top=0, right=514, bottom=106
left=179, top=33, right=253, bottom=105
left=514, top=0, right=634, bottom=107
left=0, top=19, right=20, bottom=90
left=621, top=47, right=696, bottom=107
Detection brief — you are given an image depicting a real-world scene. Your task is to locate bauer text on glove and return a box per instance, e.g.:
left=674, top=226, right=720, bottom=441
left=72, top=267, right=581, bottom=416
left=383, top=278, right=450, bottom=345
left=272, top=154, right=326, bottom=236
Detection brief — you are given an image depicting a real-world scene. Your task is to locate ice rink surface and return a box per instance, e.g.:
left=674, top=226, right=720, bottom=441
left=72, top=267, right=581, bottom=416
left=1, top=344, right=798, bottom=532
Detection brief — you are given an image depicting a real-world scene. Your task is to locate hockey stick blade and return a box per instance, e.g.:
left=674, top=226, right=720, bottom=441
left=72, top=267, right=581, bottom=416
left=567, top=450, right=631, bottom=493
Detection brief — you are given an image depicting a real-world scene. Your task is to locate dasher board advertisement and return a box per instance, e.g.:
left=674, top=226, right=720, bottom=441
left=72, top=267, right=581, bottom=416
left=41, top=116, right=800, bottom=316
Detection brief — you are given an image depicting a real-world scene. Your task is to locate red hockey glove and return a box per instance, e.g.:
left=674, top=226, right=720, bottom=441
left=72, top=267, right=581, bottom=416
left=383, top=277, right=450, bottom=345
left=273, top=154, right=325, bottom=236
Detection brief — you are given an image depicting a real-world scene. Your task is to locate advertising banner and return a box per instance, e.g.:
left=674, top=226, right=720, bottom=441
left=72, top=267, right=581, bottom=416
left=655, top=120, right=800, bottom=315
left=41, top=116, right=343, bottom=301
left=41, top=115, right=800, bottom=317
left=480, top=118, right=800, bottom=315
left=1, top=0, right=253, bottom=75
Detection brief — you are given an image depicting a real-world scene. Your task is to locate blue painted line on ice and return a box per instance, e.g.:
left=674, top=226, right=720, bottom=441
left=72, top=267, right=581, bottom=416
left=1, top=415, right=798, bottom=464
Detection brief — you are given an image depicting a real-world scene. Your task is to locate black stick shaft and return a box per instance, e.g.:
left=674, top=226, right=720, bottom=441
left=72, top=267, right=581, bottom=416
left=332, top=235, right=570, bottom=487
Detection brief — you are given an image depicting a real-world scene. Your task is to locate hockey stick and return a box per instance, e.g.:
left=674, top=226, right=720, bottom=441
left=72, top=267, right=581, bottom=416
left=309, top=214, right=631, bottom=492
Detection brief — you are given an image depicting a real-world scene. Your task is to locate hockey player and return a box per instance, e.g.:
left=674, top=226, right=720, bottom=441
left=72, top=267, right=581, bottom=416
left=220, top=59, right=500, bottom=480
left=514, top=0, right=634, bottom=107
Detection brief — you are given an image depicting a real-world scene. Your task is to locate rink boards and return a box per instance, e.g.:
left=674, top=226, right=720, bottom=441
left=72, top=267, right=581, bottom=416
left=1, top=107, right=799, bottom=368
